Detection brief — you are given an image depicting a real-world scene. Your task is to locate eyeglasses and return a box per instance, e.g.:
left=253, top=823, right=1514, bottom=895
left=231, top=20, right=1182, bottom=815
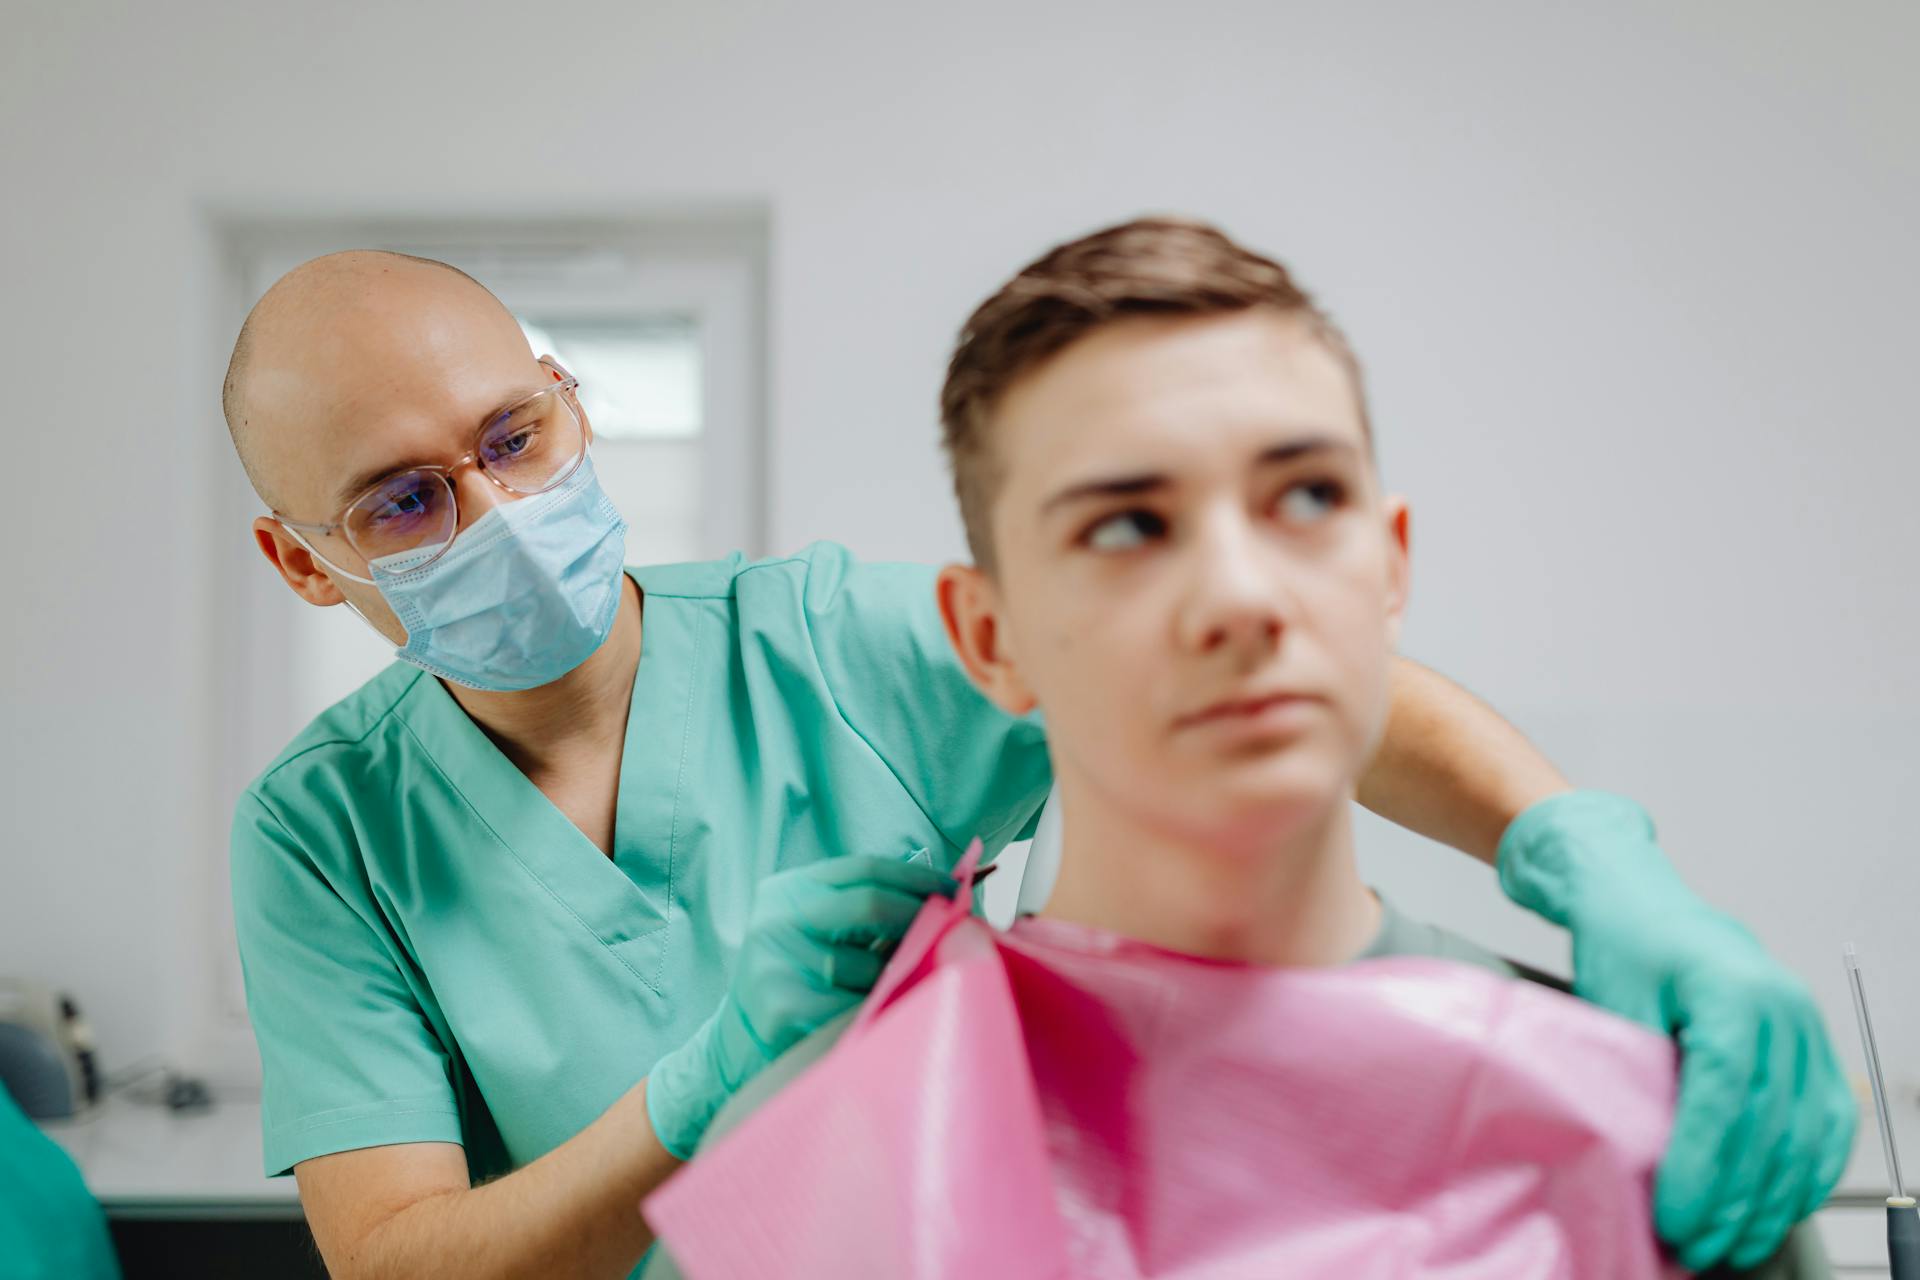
left=274, top=359, right=588, bottom=580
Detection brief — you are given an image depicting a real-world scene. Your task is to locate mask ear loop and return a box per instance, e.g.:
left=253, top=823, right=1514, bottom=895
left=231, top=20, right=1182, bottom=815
left=278, top=522, right=376, bottom=586
left=277, top=522, right=393, bottom=641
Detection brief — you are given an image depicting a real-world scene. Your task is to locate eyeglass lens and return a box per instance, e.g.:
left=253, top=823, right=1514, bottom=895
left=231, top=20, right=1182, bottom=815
left=342, top=384, right=585, bottom=569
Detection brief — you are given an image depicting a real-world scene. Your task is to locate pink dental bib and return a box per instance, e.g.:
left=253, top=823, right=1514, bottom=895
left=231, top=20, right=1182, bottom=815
left=646, top=848, right=1683, bottom=1279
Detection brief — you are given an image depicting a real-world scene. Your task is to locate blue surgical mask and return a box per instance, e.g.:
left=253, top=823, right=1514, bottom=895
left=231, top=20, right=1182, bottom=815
left=365, top=458, right=629, bottom=691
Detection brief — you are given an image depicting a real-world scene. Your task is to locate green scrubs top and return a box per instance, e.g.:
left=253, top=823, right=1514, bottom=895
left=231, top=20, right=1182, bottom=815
left=0, top=1085, right=121, bottom=1280
left=230, top=542, right=1051, bottom=1182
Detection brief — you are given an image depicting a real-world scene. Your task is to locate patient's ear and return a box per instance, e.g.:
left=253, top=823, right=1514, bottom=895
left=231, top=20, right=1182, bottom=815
left=1382, top=497, right=1411, bottom=646
left=936, top=563, right=1038, bottom=717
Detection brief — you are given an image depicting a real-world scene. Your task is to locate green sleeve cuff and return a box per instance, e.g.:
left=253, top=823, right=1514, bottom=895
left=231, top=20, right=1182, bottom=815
left=263, top=1097, right=463, bottom=1177
left=1495, top=789, right=1659, bottom=928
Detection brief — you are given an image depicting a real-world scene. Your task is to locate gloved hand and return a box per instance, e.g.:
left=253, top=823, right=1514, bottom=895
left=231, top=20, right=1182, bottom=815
left=645, top=855, right=958, bottom=1160
left=1498, top=791, right=1856, bottom=1272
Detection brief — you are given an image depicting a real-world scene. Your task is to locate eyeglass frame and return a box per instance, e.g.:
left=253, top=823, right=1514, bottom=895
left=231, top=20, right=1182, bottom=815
left=271, top=358, right=588, bottom=584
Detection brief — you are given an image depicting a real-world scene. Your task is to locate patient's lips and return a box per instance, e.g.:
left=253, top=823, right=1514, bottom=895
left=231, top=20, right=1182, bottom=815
left=1175, top=687, right=1322, bottom=738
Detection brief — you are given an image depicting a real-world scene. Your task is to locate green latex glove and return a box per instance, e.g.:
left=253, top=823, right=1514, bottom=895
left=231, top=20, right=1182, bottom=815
left=1498, top=791, right=1856, bottom=1272
left=646, top=855, right=958, bottom=1159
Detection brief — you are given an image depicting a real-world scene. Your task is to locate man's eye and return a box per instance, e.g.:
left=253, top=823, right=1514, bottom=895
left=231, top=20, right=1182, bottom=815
left=370, top=483, right=435, bottom=526
left=1276, top=479, right=1345, bottom=524
left=1084, top=509, right=1167, bottom=552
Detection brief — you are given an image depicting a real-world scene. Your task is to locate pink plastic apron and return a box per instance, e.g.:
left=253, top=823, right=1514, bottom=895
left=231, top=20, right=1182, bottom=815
left=645, top=844, right=1684, bottom=1278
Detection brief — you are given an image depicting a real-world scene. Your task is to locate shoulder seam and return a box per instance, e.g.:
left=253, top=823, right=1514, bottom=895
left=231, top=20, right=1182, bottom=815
left=232, top=788, right=387, bottom=971
left=631, top=555, right=809, bottom=600
left=253, top=668, right=428, bottom=786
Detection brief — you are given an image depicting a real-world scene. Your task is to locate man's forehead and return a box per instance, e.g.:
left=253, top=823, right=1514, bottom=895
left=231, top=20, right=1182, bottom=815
left=238, top=253, right=521, bottom=416
left=238, top=267, right=541, bottom=513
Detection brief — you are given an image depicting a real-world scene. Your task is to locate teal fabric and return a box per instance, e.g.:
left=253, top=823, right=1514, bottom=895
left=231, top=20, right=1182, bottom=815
left=0, top=1085, right=120, bottom=1280
left=230, top=543, right=1052, bottom=1184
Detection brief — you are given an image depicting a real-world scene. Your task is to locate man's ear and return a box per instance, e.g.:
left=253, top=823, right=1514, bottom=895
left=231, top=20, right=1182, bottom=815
left=253, top=517, right=346, bottom=607
left=936, top=562, right=1038, bottom=717
left=1382, top=496, right=1411, bottom=646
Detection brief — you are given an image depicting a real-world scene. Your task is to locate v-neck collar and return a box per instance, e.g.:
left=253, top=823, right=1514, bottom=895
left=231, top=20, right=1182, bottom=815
left=394, top=568, right=697, bottom=989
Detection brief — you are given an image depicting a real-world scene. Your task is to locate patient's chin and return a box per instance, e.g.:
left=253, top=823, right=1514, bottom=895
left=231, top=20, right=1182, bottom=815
left=1164, top=753, right=1354, bottom=855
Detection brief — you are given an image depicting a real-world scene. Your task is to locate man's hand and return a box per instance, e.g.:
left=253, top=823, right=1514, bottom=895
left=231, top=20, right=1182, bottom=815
left=1498, top=791, right=1856, bottom=1271
left=646, top=855, right=958, bottom=1159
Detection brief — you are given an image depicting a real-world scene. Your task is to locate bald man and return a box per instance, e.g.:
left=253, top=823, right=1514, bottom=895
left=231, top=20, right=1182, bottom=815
left=225, top=251, right=1847, bottom=1279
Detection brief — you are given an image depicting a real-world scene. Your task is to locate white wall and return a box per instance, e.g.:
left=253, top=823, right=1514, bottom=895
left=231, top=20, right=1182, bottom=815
left=2, top=0, right=1915, bottom=1140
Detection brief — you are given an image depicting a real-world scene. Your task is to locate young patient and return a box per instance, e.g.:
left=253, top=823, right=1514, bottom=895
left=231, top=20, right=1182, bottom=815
left=646, top=219, right=1825, bottom=1279
left=935, top=218, right=1440, bottom=977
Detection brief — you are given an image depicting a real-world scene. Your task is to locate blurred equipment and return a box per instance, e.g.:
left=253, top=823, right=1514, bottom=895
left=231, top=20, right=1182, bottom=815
left=0, top=979, right=99, bottom=1119
left=1844, top=943, right=1920, bottom=1279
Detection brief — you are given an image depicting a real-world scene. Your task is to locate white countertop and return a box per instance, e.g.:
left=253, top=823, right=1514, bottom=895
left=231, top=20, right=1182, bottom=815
left=36, top=1093, right=302, bottom=1220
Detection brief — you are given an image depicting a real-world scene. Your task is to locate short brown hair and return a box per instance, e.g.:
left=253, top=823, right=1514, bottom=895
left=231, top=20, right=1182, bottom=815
left=939, top=216, right=1368, bottom=570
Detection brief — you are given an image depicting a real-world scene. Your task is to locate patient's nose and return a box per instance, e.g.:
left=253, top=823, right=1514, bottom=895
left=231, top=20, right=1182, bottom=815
left=1175, top=516, right=1288, bottom=661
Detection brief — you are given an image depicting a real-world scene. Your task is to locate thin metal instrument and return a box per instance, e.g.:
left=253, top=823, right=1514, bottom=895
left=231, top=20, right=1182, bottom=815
left=1845, top=942, right=1920, bottom=1278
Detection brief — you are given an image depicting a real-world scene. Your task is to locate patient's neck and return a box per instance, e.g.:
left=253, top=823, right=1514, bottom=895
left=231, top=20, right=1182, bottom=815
left=1037, top=780, right=1380, bottom=967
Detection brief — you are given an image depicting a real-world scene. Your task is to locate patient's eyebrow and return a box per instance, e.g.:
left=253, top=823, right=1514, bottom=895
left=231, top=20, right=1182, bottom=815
left=1039, top=435, right=1358, bottom=515
left=1039, top=472, right=1170, bottom=514
left=1255, top=436, right=1359, bottom=467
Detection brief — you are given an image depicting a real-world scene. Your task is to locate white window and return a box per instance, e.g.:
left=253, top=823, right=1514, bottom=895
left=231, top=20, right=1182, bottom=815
left=205, top=219, right=766, bottom=1066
